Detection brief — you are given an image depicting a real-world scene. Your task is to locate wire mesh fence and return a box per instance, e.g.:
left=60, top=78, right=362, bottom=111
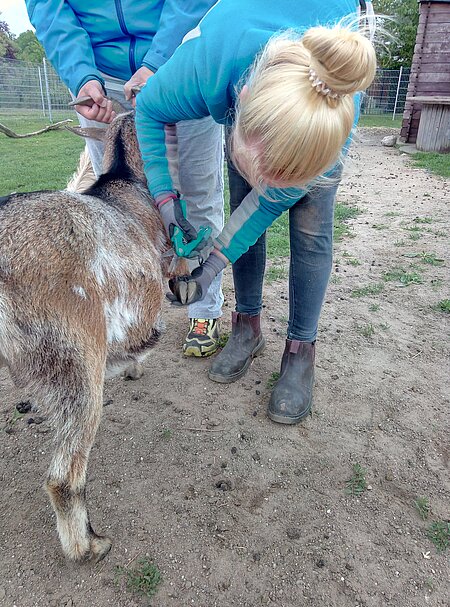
left=361, top=68, right=411, bottom=119
left=0, top=57, right=411, bottom=123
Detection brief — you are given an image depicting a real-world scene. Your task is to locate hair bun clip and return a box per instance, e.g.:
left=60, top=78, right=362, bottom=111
left=308, top=69, right=342, bottom=99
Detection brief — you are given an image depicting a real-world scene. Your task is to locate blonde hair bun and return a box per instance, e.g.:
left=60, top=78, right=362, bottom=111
left=302, top=26, right=377, bottom=96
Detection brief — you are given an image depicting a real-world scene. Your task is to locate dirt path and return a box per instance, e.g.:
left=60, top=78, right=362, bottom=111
left=1, top=129, right=449, bottom=607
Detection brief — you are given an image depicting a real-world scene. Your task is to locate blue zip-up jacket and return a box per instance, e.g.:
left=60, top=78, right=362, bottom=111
left=26, top=1, right=216, bottom=96
left=135, top=0, right=362, bottom=264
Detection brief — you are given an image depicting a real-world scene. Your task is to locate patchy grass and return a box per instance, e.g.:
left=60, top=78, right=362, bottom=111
left=358, top=115, right=402, bottom=128
left=411, top=152, right=450, bottom=179
left=267, top=371, right=280, bottom=389
left=334, top=203, right=361, bottom=242
left=413, top=216, right=434, bottom=224
left=115, top=557, right=162, bottom=601
left=351, top=283, right=385, bottom=298
left=357, top=323, right=375, bottom=338
left=382, top=268, right=423, bottom=287
left=427, top=521, right=450, bottom=552
left=342, top=251, right=361, bottom=266
left=403, top=252, right=445, bottom=266
left=161, top=428, right=172, bottom=440
left=345, top=463, right=367, bottom=496
left=434, top=299, right=450, bottom=314
left=266, top=265, right=288, bottom=283
left=0, top=110, right=84, bottom=195
left=384, top=211, right=401, bottom=218
left=369, top=303, right=380, bottom=312
left=414, top=497, right=430, bottom=521
left=217, top=332, right=230, bottom=348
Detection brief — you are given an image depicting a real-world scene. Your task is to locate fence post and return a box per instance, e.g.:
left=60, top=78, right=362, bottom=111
left=42, top=58, right=53, bottom=123
left=38, top=65, right=46, bottom=117
left=392, top=66, right=403, bottom=121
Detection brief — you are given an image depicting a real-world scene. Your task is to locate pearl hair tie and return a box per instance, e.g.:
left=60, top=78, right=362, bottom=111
left=308, top=69, right=342, bottom=99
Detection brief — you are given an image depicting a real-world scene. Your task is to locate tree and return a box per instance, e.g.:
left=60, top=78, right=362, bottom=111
left=373, top=0, right=420, bottom=68
left=16, top=30, right=45, bottom=63
left=0, top=13, right=18, bottom=59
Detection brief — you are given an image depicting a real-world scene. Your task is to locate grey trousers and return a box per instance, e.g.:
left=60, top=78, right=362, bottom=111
left=75, top=74, right=224, bottom=320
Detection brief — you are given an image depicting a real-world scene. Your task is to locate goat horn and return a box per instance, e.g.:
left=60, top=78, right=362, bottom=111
left=65, top=125, right=107, bottom=141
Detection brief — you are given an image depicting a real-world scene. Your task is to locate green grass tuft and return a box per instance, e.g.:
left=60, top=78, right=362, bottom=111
left=345, top=463, right=367, bottom=496
left=382, top=268, right=423, bottom=286
left=351, top=283, right=385, bottom=298
left=414, top=497, right=430, bottom=521
left=115, top=557, right=162, bottom=601
left=434, top=299, right=450, bottom=314
left=411, top=152, right=450, bottom=179
left=267, top=371, right=280, bottom=389
left=427, top=521, right=450, bottom=552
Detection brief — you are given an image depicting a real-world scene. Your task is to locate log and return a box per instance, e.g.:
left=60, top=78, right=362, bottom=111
left=0, top=119, right=73, bottom=138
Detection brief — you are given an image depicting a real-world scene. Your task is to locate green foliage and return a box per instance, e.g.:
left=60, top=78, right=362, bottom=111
left=427, top=521, right=450, bottom=552
left=116, top=557, right=162, bottom=601
left=357, top=323, right=375, bottom=338
left=351, top=283, right=385, bottom=298
left=382, top=268, right=423, bottom=286
left=345, top=463, right=367, bottom=496
left=0, top=13, right=18, bottom=59
left=435, top=299, right=450, bottom=314
left=411, top=153, right=450, bottom=179
left=414, top=497, right=430, bottom=521
left=373, top=0, right=419, bottom=68
left=16, top=30, right=45, bottom=63
left=267, top=371, right=280, bottom=389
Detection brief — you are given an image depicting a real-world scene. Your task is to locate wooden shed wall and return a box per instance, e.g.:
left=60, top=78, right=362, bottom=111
left=400, top=1, right=450, bottom=143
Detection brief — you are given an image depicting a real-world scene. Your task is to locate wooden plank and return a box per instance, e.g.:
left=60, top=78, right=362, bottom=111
left=416, top=42, right=450, bottom=53
left=416, top=82, right=450, bottom=93
left=416, top=103, right=450, bottom=152
left=421, top=13, right=450, bottom=24
left=423, top=32, right=450, bottom=42
left=417, top=72, right=450, bottom=83
left=417, top=23, right=450, bottom=33
left=407, top=96, right=450, bottom=104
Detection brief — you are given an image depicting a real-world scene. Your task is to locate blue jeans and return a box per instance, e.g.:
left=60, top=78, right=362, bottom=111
left=227, top=161, right=337, bottom=343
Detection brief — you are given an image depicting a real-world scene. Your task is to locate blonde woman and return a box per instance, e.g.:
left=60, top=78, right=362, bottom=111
left=135, top=0, right=376, bottom=424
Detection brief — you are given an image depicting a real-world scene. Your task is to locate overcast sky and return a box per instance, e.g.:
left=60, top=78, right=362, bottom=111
left=0, top=0, right=33, bottom=36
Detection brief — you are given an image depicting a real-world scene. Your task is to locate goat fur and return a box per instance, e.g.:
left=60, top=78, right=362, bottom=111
left=0, top=112, right=186, bottom=562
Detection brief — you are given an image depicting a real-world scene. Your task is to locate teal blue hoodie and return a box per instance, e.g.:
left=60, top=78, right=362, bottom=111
left=135, top=0, right=362, bottom=263
left=26, top=1, right=216, bottom=95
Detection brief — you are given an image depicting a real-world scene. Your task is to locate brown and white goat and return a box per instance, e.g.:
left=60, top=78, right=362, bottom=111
left=0, top=112, right=184, bottom=562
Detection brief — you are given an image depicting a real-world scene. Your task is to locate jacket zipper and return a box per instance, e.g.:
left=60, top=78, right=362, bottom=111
left=114, top=0, right=137, bottom=74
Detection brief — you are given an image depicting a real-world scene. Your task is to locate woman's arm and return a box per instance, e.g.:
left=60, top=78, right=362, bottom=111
left=25, top=0, right=103, bottom=96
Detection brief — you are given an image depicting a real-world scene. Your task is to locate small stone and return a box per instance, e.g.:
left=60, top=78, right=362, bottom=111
left=0, top=588, right=6, bottom=600
left=316, top=559, right=325, bottom=568
left=255, top=390, right=261, bottom=395
left=385, top=471, right=394, bottom=481
left=27, top=416, right=45, bottom=425
left=381, top=135, right=397, bottom=147
left=286, top=528, right=301, bottom=540
left=255, top=380, right=261, bottom=385
left=345, top=563, right=354, bottom=571
left=103, top=399, right=113, bottom=407
left=252, top=552, right=261, bottom=562
left=252, top=452, right=261, bottom=463
left=231, top=447, right=237, bottom=455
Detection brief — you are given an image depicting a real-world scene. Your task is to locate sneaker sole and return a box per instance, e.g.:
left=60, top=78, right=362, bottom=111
left=183, top=344, right=219, bottom=358
left=208, top=337, right=266, bottom=384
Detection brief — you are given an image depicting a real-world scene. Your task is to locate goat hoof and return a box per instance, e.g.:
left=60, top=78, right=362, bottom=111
left=123, top=361, right=144, bottom=380
left=90, top=535, right=112, bottom=563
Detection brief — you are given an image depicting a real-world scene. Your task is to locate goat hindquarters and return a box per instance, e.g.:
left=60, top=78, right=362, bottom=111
left=2, top=312, right=113, bottom=562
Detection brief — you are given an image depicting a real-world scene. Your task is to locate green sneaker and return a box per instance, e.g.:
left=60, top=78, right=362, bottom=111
left=183, top=318, right=220, bottom=358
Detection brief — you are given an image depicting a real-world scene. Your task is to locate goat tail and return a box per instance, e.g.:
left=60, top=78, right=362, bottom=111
left=66, top=146, right=96, bottom=193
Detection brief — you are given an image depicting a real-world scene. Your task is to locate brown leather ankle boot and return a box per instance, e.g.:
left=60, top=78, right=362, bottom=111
left=208, top=312, right=265, bottom=383
left=267, top=340, right=315, bottom=424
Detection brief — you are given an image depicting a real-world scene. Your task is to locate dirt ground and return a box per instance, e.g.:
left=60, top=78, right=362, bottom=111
left=0, top=128, right=449, bottom=607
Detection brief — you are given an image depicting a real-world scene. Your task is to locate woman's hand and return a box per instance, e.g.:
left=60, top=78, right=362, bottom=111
left=167, top=251, right=228, bottom=305
left=74, top=80, right=116, bottom=123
